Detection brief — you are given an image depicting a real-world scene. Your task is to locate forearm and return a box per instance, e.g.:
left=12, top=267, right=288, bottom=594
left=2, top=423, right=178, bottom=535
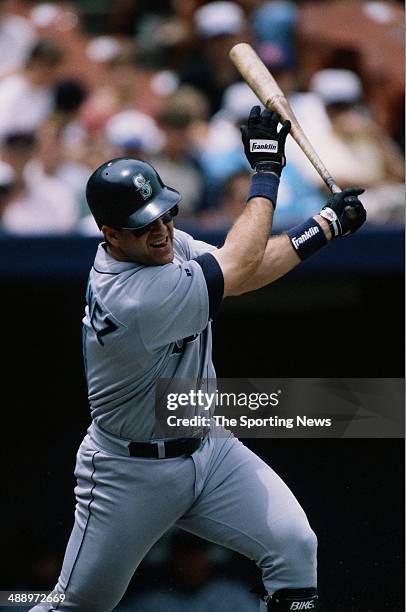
left=231, top=234, right=297, bottom=295
left=213, top=195, right=275, bottom=294
left=224, top=196, right=274, bottom=265
left=233, top=215, right=331, bottom=295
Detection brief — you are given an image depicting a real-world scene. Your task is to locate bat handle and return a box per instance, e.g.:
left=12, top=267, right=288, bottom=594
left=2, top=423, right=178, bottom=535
left=327, top=179, right=342, bottom=194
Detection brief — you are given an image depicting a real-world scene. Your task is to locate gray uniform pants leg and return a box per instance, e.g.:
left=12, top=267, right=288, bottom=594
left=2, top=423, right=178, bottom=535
left=177, top=434, right=317, bottom=596
left=30, top=432, right=316, bottom=612
left=31, top=444, right=197, bottom=612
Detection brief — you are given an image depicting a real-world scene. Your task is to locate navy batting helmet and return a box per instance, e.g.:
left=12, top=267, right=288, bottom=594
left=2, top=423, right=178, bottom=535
left=86, top=158, right=181, bottom=230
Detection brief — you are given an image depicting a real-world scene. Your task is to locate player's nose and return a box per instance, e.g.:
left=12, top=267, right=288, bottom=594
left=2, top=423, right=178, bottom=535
left=149, top=218, right=165, bottom=232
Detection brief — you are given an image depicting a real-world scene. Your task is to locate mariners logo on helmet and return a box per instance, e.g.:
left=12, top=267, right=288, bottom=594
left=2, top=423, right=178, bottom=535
left=133, top=174, right=152, bottom=200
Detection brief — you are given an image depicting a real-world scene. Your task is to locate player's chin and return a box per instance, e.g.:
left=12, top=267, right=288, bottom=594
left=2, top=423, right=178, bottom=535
left=147, top=242, right=174, bottom=265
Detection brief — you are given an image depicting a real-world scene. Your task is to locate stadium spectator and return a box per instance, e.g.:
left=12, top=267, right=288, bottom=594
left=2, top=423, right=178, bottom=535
left=79, top=39, right=131, bottom=132
left=151, top=90, right=207, bottom=217
left=197, top=169, right=251, bottom=230
left=104, top=109, right=165, bottom=159
left=80, top=42, right=168, bottom=132
left=0, top=160, right=15, bottom=230
left=180, top=1, right=249, bottom=115
left=309, top=69, right=404, bottom=223
left=0, top=0, right=37, bottom=78
left=198, top=81, right=254, bottom=187
left=36, top=117, right=91, bottom=219
left=0, top=39, right=63, bottom=140
left=250, top=0, right=297, bottom=65
left=0, top=131, right=78, bottom=234
left=53, top=78, right=88, bottom=119
left=34, top=79, right=91, bottom=216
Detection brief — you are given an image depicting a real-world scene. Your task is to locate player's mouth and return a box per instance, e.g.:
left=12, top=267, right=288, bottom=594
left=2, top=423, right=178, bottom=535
left=149, top=236, right=169, bottom=249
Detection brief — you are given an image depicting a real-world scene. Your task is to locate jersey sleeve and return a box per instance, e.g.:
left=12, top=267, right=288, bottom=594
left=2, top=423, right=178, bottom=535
left=136, top=260, right=213, bottom=352
left=173, top=228, right=224, bottom=321
left=173, top=228, right=218, bottom=259
left=193, top=252, right=223, bottom=320
left=189, top=238, right=219, bottom=258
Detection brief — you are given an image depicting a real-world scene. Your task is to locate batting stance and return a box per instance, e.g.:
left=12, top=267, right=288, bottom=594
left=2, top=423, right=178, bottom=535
left=31, top=108, right=366, bottom=612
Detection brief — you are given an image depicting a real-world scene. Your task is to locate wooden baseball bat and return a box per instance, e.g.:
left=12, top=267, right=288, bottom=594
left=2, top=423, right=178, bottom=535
left=229, top=42, right=341, bottom=194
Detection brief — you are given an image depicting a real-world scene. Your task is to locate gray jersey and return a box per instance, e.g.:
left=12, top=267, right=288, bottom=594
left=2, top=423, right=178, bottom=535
left=82, top=229, right=223, bottom=441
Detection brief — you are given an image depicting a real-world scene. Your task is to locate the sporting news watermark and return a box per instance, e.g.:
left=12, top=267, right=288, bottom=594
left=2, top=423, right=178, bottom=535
left=165, top=388, right=321, bottom=429
left=155, top=378, right=404, bottom=439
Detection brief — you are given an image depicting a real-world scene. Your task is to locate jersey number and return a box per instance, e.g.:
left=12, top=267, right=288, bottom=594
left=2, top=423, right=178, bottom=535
left=90, top=302, right=118, bottom=346
left=87, top=283, right=118, bottom=346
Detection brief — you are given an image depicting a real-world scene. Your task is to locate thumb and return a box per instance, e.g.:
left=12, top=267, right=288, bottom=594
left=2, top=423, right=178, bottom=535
left=343, top=187, right=365, bottom=197
left=279, top=119, right=291, bottom=139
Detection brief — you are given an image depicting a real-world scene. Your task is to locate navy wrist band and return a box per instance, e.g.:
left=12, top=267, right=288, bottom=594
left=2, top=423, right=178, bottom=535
left=287, top=217, right=327, bottom=261
left=246, top=172, right=280, bottom=209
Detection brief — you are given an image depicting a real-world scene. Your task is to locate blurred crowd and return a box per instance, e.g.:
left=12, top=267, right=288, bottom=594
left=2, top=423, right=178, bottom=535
left=0, top=0, right=404, bottom=236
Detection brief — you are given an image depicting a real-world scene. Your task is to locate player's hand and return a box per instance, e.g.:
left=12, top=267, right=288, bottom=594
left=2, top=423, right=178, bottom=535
left=319, top=187, right=367, bottom=238
left=241, top=106, right=291, bottom=177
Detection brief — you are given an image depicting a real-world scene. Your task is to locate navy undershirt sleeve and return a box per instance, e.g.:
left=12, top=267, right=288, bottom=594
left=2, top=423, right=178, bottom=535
left=194, top=253, right=224, bottom=319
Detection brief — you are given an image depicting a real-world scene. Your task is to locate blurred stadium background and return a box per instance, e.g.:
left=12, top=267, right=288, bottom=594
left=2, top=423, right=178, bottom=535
left=0, top=0, right=404, bottom=610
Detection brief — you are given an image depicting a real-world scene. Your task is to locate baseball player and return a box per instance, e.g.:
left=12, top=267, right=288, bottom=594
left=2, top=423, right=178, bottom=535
left=30, top=107, right=366, bottom=612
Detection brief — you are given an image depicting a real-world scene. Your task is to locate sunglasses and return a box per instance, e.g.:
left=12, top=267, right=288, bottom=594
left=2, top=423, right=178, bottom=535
left=130, top=206, right=178, bottom=237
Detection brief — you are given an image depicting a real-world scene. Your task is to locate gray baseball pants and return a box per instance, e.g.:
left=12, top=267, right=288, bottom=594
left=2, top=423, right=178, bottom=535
left=30, top=422, right=317, bottom=611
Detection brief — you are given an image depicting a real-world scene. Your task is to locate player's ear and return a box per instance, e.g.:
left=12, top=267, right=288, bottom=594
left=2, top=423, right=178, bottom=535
left=102, top=225, right=121, bottom=246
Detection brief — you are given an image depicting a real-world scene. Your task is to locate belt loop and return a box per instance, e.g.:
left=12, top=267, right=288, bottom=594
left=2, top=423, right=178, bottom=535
left=151, top=440, right=166, bottom=459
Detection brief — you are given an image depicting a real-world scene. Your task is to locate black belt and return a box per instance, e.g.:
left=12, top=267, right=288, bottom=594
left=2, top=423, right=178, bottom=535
left=128, top=437, right=202, bottom=459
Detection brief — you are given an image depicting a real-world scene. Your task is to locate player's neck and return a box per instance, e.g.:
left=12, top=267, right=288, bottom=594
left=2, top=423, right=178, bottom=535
left=105, top=243, right=131, bottom=262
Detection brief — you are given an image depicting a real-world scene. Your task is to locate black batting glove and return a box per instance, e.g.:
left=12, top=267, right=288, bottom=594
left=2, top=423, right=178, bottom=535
left=241, top=106, right=291, bottom=177
left=319, top=187, right=367, bottom=238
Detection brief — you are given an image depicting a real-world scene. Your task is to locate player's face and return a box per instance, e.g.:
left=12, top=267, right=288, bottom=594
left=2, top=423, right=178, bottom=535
left=104, top=217, right=175, bottom=266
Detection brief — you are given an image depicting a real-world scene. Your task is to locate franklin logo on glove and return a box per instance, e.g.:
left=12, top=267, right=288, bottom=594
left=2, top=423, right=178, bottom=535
left=250, top=140, right=278, bottom=153
left=241, top=106, right=291, bottom=178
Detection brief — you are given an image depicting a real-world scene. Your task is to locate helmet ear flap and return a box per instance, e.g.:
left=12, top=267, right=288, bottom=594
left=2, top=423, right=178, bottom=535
left=171, top=205, right=179, bottom=218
